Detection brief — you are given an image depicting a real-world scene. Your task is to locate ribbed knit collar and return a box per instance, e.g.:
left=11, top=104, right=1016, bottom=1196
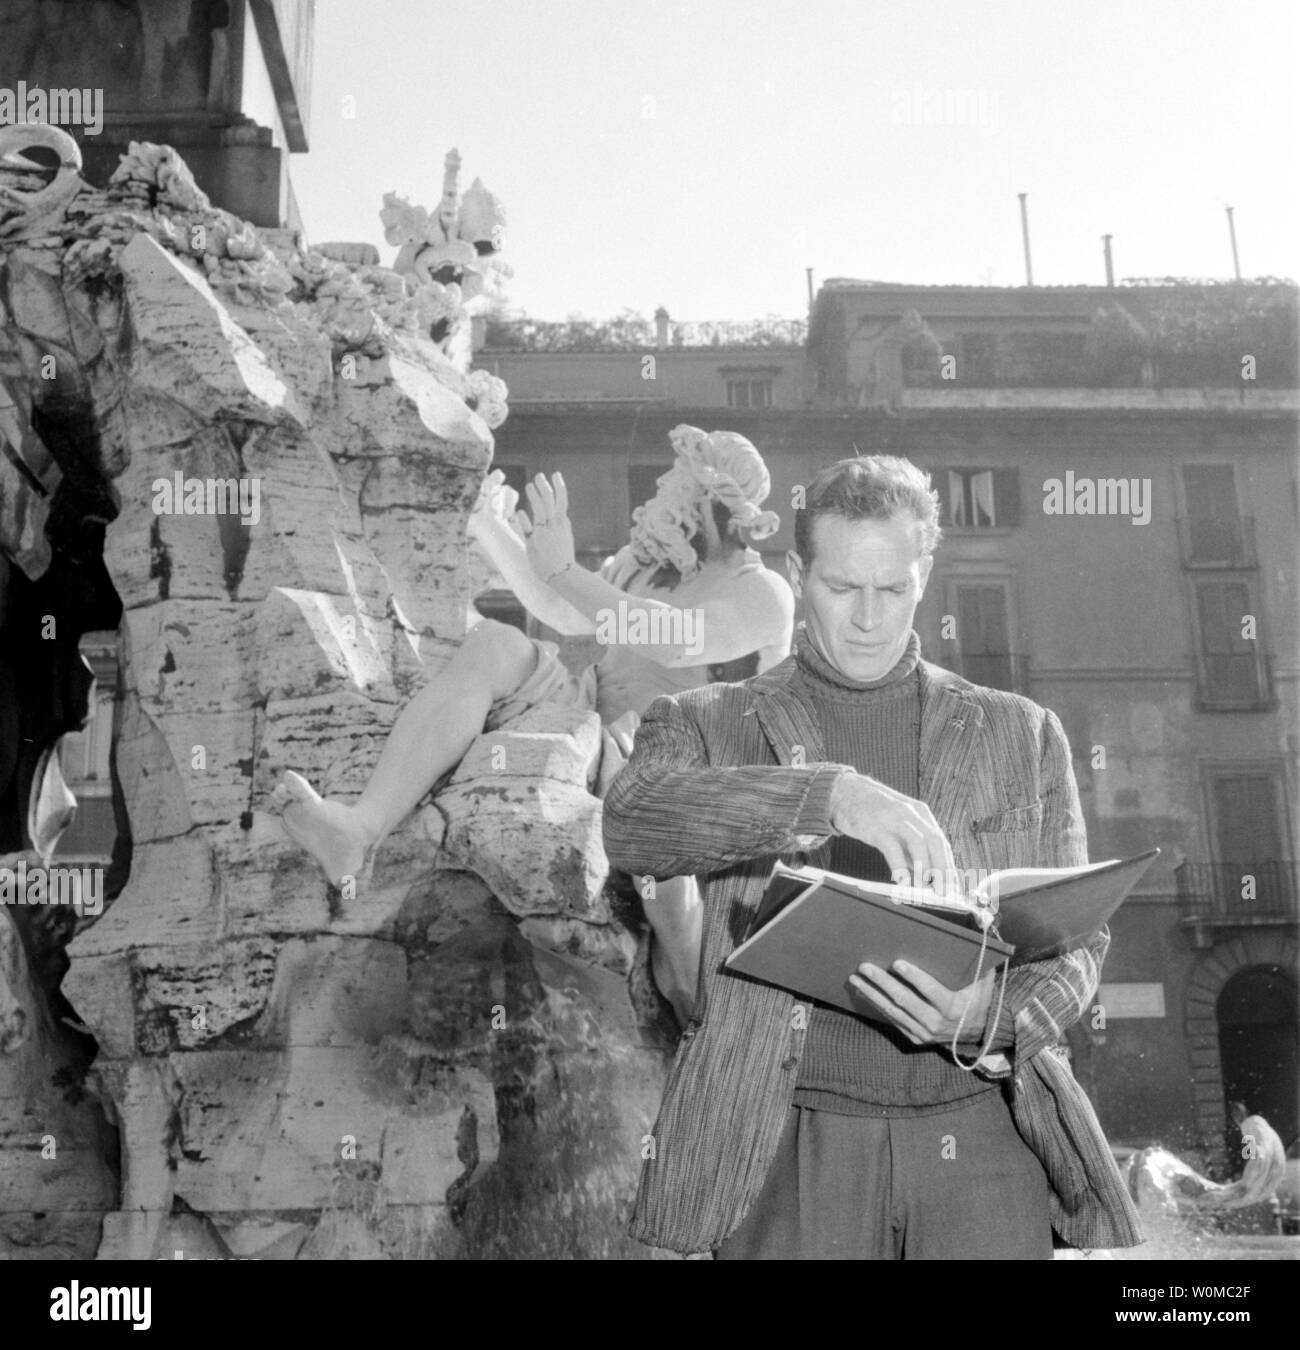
left=794, top=624, right=921, bottom=700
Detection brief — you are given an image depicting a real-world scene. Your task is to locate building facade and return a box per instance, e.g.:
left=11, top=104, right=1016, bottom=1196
left=485, top=283, right=1300, bottom=1161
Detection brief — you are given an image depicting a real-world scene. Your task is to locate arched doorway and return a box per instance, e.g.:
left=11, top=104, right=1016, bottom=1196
left=1216, top=965, right=1299, bottom=1153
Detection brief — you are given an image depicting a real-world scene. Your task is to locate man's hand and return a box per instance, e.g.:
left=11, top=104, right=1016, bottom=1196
left=849, top=960, right=996, bottom=1047
left=829, top=772, right=958, bottom=893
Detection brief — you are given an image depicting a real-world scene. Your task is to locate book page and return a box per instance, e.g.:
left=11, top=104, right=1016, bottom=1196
left=780, top=862, right=985, bottom=918
left=975, top=858, right=1119, bottom=902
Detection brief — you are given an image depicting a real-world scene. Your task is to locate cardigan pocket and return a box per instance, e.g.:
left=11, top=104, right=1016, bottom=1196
left=972, top=799, right=1045, bottom=834
left=970, top=800, right=1044, bottom=870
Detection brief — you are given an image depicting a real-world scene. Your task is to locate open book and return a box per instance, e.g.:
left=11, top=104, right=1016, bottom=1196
left=724, top=848, right=1160, bottom=1020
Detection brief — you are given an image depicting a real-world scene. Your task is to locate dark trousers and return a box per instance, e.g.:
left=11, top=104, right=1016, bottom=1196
left=713, top=1090, right=1054, bottom=1260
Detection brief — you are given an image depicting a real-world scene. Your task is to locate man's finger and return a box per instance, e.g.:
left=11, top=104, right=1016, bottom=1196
left=878, top=839, right=911, bottom=890
left=904, top=807, right=956, bottom=894
left=848, top=974, right=928, bottom=1043
left=512, top=510, right=532, bottom=536
left=898, top=817, right=942, bottom=894
left=849, top=974, right=926, bottom=1041
left=857, top=964, right=942, bottom=1033
left=554, top=472, right=569, bottom=517
left=524, top=481, right=546, bottom=521
left=930, top=821, right=958, bottom=878
left=888, top=960, right=958, bottom=1012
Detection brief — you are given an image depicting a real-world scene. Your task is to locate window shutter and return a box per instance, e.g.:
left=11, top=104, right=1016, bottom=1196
left=993, top=468, right=1020, bottom=525
left=947, top=470, right=966, bottom=526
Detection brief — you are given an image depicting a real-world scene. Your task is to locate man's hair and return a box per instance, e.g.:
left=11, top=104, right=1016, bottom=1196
left=794, top=455, right=942, bottom=562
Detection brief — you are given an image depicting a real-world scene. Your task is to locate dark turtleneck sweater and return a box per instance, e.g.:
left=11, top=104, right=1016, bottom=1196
left=791, top=626, right=997, bottom=1116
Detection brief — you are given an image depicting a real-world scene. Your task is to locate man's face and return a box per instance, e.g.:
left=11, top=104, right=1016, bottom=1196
left=788, top=513, right=933, bottom=683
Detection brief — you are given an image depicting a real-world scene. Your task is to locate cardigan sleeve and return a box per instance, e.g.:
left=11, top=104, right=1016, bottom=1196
left=969, top=707, right=1105, bottom=1077
left=602, top=692, right=853, bottom=878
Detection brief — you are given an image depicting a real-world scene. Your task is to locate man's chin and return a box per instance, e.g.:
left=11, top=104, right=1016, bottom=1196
left=836, top=643, right=895, bottom=682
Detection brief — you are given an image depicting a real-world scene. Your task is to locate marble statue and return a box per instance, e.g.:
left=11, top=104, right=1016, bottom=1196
left=0, top=123, right=85, bottom=239
left=277, top=425, right=795, bottom=1020
left=379, top=148, right=508, bottom=368
left=1125, top=1102, right=1289, bottom=1215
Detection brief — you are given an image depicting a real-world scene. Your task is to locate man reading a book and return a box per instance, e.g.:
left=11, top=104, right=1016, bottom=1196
left=603, top=454, right=1142, bottom=1260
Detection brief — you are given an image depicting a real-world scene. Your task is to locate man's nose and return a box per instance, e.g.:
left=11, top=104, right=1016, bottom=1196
left=852, top=590, right=880, bottom=630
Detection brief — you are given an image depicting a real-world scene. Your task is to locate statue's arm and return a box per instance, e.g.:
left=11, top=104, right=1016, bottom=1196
left=468, top=490, right=596, bottom=635
left=551, top=565, right=793, bottom=668
left=685, top=568, right=794, bottom=669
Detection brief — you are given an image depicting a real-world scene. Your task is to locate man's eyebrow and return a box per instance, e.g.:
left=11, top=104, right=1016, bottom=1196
left=822, top=572, right=907, bottom=588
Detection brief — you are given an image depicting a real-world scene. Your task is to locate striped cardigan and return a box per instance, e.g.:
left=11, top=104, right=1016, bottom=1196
left=603, top=650, right=1145, bottom=1255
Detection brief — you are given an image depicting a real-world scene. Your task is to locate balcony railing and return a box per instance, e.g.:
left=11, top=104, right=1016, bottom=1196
left=1176, top=861, right=1299, bottom=922
left=1193, top=650, right=1275, bottom=711
left=954, top=652, right=1031, bottom=695
left=1177, top=516, right=1258, bottom=568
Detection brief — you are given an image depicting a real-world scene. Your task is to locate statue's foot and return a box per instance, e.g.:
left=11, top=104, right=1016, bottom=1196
left=273, top=771, right=374, bottom=886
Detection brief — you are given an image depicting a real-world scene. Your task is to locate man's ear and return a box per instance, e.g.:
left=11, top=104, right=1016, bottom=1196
left=786, top=549, right=805, bottom=599
left=918, top=552, right=934, bottom=596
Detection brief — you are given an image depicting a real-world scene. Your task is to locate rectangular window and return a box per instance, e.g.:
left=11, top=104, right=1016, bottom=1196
left=726, top=378, right=772, bottom=409
left=1194, top=578, right=1267, bottom=705
left=955, top=583, right=1017, bottom=690
left=1179, top=767, right=1295, bottom=919
left=1182, top=465, right=1246, bottom=563
left=945, top=468, right=1020, bottom=528
left=1005, top=330, right=1087, bottom=385
left=1211, top=773, right=1285, bottom=862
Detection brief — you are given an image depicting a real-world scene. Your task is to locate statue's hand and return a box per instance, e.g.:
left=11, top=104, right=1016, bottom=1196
left=524, top=472, right=577, bottom=581
left=468, top=470, right=522, bottom=542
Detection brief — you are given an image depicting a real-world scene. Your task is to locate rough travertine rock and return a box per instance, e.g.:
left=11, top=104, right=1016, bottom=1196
left=435, top=705, right=618, bottom=930
left=0, top=137, right=667, bottom=1259
left=0, top=867, right=117, bottom=1259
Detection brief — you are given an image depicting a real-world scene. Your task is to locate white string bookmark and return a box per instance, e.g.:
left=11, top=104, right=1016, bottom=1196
left=949, top=899, right=1011, bottom=1072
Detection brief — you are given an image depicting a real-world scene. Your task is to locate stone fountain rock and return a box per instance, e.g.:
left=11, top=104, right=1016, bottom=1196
left=0, top=135, right=668, bottom=1260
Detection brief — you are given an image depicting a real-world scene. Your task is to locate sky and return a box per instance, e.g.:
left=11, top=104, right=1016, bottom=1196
left=292, top=0, right=1300, bottom=322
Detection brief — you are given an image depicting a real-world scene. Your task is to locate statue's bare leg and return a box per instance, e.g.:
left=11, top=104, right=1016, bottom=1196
left=641, top=874, right=703, bottom=1025
left=276, top=620, right=539, bottom=883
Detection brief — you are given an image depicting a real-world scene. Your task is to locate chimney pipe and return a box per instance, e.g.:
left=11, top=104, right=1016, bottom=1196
left=805, top=267, right=815, bottom=315
left=1102, top=234, right=1114, bottom=287
left=1017, top=193, right=1034, bottom=286
left=1225, top=206, right=1242, bottom=281
left=653, top=305, right=669, bottom=350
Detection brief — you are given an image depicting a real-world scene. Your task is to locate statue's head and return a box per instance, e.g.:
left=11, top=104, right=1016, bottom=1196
left=628, top=425, right=780, bottom=580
